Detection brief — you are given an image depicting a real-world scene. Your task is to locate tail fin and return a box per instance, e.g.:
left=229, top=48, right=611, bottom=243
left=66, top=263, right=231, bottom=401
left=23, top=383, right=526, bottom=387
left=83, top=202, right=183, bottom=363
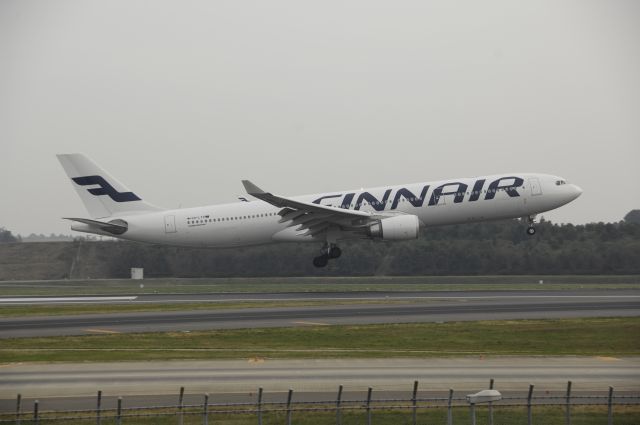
left=57, top=153, right=162, bottom=218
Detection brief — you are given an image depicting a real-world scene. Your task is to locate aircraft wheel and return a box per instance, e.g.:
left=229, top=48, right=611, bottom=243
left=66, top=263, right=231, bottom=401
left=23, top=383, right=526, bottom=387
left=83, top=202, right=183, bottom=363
left=526, top=226, right=536, bottom=236
left=313, top=255, right=329, bottom=268
left=329, top=246, right=342, bottom=259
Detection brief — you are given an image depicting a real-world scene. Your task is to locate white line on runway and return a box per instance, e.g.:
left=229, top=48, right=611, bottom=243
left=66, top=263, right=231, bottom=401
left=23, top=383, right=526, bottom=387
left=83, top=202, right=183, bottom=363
left=0, top=295, right=637, bottom=305
left=0, top=296, right=138, bottom=303
left=127, top=295, right=640, bottom=303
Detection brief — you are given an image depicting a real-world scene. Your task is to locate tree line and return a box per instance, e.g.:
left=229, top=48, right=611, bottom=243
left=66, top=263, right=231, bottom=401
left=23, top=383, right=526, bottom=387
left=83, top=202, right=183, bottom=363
left=2, top=217, right=640, bottom=277
left=79, top=219, right=640, bottom=277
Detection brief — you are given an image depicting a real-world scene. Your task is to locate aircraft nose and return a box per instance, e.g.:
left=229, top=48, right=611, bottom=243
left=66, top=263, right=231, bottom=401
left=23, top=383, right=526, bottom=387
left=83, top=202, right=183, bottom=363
left=570, top=184, right=583, bottom=200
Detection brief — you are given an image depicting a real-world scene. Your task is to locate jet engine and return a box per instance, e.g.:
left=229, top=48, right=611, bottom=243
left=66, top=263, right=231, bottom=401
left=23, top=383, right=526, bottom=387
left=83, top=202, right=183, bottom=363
left=367, top=215, right=420, bottom=240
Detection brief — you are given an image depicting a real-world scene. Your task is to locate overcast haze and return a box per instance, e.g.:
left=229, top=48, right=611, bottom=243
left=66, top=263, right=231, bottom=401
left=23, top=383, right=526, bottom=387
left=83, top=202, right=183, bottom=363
left=1, top=0, right=639, bottom=236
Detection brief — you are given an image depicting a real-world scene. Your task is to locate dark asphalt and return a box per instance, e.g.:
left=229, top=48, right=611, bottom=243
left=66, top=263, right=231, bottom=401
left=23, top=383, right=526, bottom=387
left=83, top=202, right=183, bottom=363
left=1, top=290, right=639, bottom=337
left=1, top=289, right=639, bottom=303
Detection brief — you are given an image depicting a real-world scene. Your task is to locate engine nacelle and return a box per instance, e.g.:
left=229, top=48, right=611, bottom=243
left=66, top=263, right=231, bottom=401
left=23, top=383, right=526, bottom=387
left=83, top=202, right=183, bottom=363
left=367, top=215, right=420, bottom=241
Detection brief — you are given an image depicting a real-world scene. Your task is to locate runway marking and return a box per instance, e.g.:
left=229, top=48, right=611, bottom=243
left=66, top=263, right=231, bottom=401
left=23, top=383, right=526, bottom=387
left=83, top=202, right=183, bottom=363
left=128, top=295, right=640, bottom=303
left=1, top=295, right=638, bottom=305
left=292, top=321, right=330, bottom=326
left=84, top=328, right=120, bottom=334
left=595, top=356, right=620, bottom=362
left=0, top=296, right=138, bottom=303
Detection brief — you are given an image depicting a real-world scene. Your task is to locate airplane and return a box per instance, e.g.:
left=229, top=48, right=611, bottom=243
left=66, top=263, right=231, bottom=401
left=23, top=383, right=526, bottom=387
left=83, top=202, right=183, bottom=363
left=57, top=154, right=582, bottom=267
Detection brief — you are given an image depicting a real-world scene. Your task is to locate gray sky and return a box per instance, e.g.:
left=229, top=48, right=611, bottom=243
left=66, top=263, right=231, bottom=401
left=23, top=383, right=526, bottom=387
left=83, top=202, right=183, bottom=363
left=1, top=0, right=639, bottom=236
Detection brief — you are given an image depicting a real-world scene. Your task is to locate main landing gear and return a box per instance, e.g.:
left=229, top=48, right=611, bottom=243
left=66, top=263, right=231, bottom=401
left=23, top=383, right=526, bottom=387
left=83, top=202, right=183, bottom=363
left=526, top=215, right=536, bottom=236
left=313, top=244, right=341, bottom=268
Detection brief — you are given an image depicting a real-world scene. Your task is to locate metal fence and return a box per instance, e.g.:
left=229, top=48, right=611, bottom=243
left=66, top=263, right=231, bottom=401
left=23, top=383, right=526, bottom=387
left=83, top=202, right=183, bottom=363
left=3, top=380, right=639, bottom=425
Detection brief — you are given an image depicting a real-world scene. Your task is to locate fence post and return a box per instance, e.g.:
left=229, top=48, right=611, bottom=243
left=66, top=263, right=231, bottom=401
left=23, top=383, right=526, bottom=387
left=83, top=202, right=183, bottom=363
left=469, top=402, right=476, bottom=425
left=257, top=388, right=263, bottom=425
left=412, top=380, right=418, bottom=425
left=33, top=400, right=39, bottom=425
left=527, top=384, right=534, bottom=425
left=116, top=397, right=122, bottom=425
left=15, top=394, right=21, bottom=425
left=488, top=378, right=494, bottom=425
left=178, top=386, right=184, bottom=425
left=203, top=393, right=209, bottom=425
left=96, top=390, right=102, bottom=425
left=447, top=389, right=453, bottom=425
left=366, top=387, right=373, bottom=425
left=336, top=385, right=343, bottom=425
left=286, top=389, right=293, bottom=425
left=565, top=381, right=572, bottom=425
left=607, top=386, right=614, bottom=425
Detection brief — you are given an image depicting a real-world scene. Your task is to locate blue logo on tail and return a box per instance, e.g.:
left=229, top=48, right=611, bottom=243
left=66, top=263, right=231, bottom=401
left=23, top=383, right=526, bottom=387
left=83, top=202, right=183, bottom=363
left=72, top=176, right=141, bottom=202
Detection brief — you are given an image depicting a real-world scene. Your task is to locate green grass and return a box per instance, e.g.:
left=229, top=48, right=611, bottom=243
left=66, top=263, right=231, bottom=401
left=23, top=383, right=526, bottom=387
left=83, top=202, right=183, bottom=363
left=2, top=317, right=639, bottom=363
left=0, top=275, right=638, bottom=296
left=4, top=405, right=640, bottom=425
left=0, top=300, right=408, bottom=317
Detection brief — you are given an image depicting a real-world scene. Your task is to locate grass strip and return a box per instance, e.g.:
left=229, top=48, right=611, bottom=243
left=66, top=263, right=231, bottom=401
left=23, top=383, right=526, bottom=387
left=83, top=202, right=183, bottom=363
left=0, top=275, right=638, bottom=296
left=0, top=300, right=409, bottom=317
left=1, top=317, right=639, bottom=363
left=3, top=405, right=640, bottom=425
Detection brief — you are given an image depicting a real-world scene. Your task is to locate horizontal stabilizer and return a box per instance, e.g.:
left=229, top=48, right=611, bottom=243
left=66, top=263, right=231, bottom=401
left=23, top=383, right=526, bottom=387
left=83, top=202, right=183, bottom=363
left=63, top=217, right=128, bottom=235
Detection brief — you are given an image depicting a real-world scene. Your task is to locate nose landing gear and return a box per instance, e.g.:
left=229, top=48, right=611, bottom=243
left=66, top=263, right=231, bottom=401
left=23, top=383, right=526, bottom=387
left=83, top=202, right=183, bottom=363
left=525, top=215, right=537, bottom=236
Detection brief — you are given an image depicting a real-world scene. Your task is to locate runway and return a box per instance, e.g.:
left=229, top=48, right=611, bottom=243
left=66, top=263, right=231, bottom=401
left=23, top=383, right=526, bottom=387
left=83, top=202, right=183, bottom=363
left=1, top=357, right=639, bottom=410
left=2, top=289, right=639, bottom=304
left=1, top=289, right=639, bottom=338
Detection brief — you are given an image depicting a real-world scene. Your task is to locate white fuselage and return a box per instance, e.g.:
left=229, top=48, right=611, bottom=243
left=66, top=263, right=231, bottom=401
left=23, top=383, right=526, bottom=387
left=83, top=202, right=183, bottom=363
left=73, top=173, right=581, bottom=248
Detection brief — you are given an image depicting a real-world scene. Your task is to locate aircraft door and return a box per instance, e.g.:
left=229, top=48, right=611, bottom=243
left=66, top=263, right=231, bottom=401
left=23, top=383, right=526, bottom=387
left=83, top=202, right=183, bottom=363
left=164, top=215, right=177, bottom=233
left=529, top=178, right=542, bottom=196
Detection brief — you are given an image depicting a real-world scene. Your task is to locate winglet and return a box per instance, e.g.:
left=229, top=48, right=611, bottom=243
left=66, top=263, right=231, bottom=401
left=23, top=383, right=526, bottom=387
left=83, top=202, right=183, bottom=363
left=242, top=180, right=266, bottom=196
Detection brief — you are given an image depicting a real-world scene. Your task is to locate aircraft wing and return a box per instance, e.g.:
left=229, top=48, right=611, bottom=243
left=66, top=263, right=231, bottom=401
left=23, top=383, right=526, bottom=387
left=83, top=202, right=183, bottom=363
left=242, top=180, right=373, bottom=237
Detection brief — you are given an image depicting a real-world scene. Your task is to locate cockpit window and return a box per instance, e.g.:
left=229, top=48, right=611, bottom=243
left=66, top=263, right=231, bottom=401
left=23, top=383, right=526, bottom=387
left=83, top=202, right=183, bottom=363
left=555, top=180, right=567, bottom=186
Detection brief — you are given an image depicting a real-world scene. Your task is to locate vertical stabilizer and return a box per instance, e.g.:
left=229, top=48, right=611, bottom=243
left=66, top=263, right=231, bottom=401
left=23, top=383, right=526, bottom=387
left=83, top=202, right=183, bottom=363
left=57, top=154, right=162, bottom=218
